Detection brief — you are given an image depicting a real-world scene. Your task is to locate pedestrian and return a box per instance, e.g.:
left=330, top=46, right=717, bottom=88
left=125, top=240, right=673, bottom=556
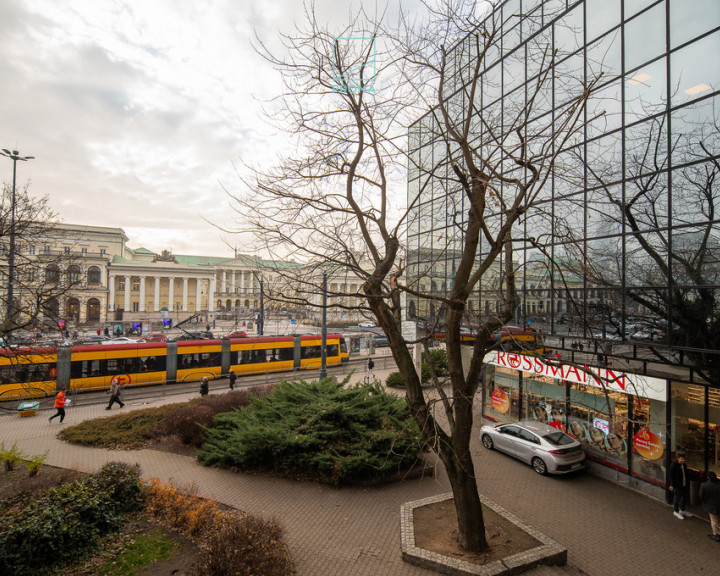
left=48, top=389, right=68, bottom=424
left=228, top=369, right=237, bottom=390
left=669, top=453, right=692, bottom=519
left=365, top=358, right=375, bottom=383
left=200, top=377, right=209, bottom=396
left=700, top=471, right=720, bottom=541
left=106, top=377, right=125, bottom=410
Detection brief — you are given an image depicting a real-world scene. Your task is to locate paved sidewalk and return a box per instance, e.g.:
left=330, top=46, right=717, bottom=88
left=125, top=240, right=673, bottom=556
left=2, top=368, right=718, bottom=575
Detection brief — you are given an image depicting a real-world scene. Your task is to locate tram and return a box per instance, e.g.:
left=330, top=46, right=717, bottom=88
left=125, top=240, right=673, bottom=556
left=0, top=334, right=349, bottom=402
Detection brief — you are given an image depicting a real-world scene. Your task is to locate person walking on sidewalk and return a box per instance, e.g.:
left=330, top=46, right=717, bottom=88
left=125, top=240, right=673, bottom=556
left=669, top=453, right=692, bottom=520
left=228, top=369, right=237, bottom=390
left=200, top=377, right=209, bottom=396
left=700, top=471, right=720, bottom=541
left=48, top=389, right=67, bottom=424
left=106, top=377, right=125, bottom=410
left=365, top=358, right=375, bottom=384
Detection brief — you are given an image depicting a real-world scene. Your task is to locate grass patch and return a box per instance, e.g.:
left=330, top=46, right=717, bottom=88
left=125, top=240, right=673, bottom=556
left=97, top=527, right=181, bottom=576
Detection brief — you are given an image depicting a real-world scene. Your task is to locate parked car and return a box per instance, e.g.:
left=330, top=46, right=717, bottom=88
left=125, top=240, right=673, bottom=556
left=172, top=331, right=214, bottom=341
left=77, top=335, right=111, bottom=345
left=479, top=420, right=585, bottom=475
left=137, top=333, right=167, bottom=343
left=358, top=320, right=376, bottom=328
left=226, top=331, right=248, bottom=338
left=372, top=335, right=389, bottom=348
left=101, top=337, right=137, bottom=345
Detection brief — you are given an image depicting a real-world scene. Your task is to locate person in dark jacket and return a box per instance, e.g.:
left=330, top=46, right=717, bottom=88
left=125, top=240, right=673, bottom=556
left=228, top=369, right=237, bottom=390
left=106, top=377, right=125, bottom=410
left=669, top=454, right=691, bottom=520
left=700, top=471, right=720, bottom=541
left=200, top=377, right=209, bottom=396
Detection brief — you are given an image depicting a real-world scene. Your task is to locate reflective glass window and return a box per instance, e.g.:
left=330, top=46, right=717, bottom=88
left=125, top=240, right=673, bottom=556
left=625, top=57, right=667, bottom=124
left=587, top=29, right=621, bottom=83
left=624, top=0, right=661, bottom=19
left=671, top=31, right=720, bottom=106
left=586, top=0, right=621, bottom=43
left=554, top=3, right=583, bottom=56
left=624, top=3, right=666, bottom=72
left=670, top=0, right=720, bottom=49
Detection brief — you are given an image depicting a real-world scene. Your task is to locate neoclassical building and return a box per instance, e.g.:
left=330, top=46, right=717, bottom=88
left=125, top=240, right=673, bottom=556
left=7, top=223, right=274, bottom=328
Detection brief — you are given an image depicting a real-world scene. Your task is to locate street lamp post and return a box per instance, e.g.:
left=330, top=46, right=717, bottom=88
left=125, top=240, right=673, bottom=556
left=1, top=149, right=34, bottom=324
left=320, top=271, right=327, bottom=380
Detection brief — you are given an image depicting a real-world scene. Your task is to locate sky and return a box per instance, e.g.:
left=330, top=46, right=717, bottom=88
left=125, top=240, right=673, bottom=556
left=0, top=0, right=420, bottom=258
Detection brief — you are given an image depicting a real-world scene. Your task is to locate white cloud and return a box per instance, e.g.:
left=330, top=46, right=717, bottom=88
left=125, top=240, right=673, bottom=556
left=0, top=0, right=424, bottom=256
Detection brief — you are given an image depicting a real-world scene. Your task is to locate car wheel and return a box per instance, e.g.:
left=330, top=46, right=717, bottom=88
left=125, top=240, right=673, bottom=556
left=532, top=457, right=548, bottom=475
left=481, top=435, right=494, bottom=450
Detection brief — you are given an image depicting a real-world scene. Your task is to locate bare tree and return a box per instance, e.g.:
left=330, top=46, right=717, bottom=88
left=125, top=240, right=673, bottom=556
left=230, top=0, right=596, bottom=552
left=0, top=182, right=75, bottom=339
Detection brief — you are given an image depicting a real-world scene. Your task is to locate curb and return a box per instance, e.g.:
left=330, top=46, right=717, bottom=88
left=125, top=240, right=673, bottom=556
left=401, top=492, right=567, bottom=576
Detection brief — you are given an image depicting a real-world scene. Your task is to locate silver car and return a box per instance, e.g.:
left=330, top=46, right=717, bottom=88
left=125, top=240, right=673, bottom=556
left=480, top=420, right=585, bottom=475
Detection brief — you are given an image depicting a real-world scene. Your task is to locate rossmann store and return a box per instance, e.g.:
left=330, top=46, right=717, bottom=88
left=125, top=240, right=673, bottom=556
left=481, top=351, right=720, bottom=502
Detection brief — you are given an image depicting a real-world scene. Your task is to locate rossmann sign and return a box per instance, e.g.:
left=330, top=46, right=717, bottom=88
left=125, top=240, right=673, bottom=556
left=485, top=351, right=666, bottom=401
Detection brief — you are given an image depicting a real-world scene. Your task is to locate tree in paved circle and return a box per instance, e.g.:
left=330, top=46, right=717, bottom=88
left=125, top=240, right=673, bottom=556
left=230, top=0, right=597, bottom=552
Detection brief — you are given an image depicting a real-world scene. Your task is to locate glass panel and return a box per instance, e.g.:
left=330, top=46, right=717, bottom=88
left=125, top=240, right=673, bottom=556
left=624, top=3, right=666, bottom=72
left=625, top=114, right=669, bottom=179
left=671, top=95, right=720, bottom=165
left=586, top=29, right=622, bottom=83
left=671, top=31, right=720, bottom=107
left=568, top=383, right=629, bottom=471
left=586, top=0, right=621, bottom=43
left=554, top=3, right=583, bottom=57
left=586, top=132, right=623, bottom=186
left=625, top=57, right=667, bottom=123
left=586, top=80, right=622, bottom=139
left=624, top=0, right=661, bottom=19
left=672, top=169, right=720, bottom=228
left=630, top=396, right=667, bottom=485
left=671, top=382, right=706, bottom=472
left=670, top=0, right=720, bottom=49
left=484, top=365, right=521, bottom=423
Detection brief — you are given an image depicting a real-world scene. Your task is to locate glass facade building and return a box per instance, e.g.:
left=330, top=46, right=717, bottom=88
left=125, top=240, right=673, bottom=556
left=407, top=0, right=720, bottom=496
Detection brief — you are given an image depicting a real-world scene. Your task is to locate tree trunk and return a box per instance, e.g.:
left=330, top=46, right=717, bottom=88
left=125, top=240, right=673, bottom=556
left=442, top=447, right=488, bottom=551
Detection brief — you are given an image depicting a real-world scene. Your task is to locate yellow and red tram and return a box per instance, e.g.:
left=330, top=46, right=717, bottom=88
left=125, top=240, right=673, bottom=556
left=0, top=334, right=349, bottom=402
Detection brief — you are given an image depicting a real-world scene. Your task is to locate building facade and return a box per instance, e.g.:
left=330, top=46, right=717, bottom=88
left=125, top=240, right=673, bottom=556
left=407, top=0, right=720, bottom=495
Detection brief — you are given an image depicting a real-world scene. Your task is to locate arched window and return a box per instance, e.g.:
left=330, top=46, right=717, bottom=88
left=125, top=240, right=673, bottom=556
left=87, top=266, right=101, bottom=284
left=67, top=265, right=81, bottom=285
left=45, top=264, right=60, bottom=284
left=66, top=298, right=80, bottom=321
left=87, top=298, right=101, bottom=321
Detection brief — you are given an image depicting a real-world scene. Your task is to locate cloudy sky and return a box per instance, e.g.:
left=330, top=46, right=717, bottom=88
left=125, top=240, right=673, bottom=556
left=0, top=0, right=419, bottom=257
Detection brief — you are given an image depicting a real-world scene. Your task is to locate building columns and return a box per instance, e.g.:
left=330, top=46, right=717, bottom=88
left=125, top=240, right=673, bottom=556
left=139, top=276, right=146, bottom=312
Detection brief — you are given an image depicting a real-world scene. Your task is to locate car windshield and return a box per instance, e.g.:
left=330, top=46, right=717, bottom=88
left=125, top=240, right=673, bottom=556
left=542, top=431, right=575, bottom=446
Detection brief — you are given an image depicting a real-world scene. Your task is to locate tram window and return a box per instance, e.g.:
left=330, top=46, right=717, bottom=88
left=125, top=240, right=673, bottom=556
left=327, top=344, right=338, bottom=357
left=278, top=347, right=293, bottom=362
left=302, top=346, right=321, bottom=359
left=230, top=350, right=239, bottom=365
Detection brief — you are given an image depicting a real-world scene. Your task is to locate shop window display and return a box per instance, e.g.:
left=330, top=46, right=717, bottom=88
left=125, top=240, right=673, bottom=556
left=483, top=365, right=520, bottom=424
left=671, top=382, right=720, bottom=476
left=630, top=396, right=667, bottom=486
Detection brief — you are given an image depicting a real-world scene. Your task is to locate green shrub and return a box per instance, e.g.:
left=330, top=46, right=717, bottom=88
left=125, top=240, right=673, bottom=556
left=385, top=371, right=405, bottom=388
left=0, top=462, right=143, bottom=576
left=0, top=442, right=24, bottom=471
left=26, top=451, right=49, bottom=476
left=422, top=348, right=448, bottom=383
left=199, top=378, right=424, bottom=486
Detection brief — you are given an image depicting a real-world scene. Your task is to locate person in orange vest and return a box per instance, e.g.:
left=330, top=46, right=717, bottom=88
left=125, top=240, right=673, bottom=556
left=48, top=389, right=68, bottom=424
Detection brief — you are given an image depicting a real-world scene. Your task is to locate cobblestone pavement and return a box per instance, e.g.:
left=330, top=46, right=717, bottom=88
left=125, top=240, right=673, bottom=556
left=2, top=365, right=718, bottom=575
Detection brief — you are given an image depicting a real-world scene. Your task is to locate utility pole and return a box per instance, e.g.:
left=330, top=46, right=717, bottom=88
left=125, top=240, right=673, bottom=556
left=320, top=271, right=327, bottom=379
